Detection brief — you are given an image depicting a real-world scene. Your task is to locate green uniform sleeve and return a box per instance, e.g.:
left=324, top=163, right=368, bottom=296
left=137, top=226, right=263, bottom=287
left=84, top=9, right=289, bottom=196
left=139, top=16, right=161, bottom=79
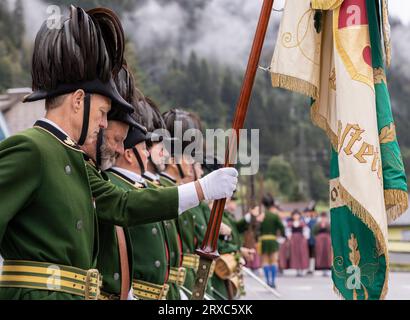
left=218, top=241, right=239, bottom=254
left=235, top=218, right=249, bottom=234
left=86, top=164, right=179, bottom=226
left=276, top=215, right=285, bottom=236
left=0, top=135, right=42, bottom=242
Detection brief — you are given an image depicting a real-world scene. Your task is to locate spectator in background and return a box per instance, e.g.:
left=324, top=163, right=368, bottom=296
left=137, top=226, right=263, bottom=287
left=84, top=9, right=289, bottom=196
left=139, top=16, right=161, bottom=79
left=259, top=194, right=285, bottom=288
left=313, top=212, right=332, bottom=276
left=303, top=202, right=318, bottom=275
left=286, top=210, right=310, bottom=277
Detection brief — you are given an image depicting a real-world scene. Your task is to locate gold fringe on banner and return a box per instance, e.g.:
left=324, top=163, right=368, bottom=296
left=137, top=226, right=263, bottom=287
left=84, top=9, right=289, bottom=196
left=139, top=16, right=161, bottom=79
left=381, top=0, right=391, bottom=68
left=271, top=73, right=318, bottom=99
left=384, top=189, right=409, bottom=221
left=338, top=183, right=389, bottom=300
left=310, top=101, right=338, bottom=150
left=311, top=0, right=344, bottom=10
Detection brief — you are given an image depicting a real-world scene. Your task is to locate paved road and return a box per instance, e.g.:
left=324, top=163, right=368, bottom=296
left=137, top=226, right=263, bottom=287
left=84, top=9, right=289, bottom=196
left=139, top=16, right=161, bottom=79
left=240, top=269, right=410, bottom=300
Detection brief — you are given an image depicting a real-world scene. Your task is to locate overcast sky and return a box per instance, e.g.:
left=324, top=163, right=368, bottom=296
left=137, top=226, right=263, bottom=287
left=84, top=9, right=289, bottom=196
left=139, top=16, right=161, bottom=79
left=388, top=0, right=410, bottom=24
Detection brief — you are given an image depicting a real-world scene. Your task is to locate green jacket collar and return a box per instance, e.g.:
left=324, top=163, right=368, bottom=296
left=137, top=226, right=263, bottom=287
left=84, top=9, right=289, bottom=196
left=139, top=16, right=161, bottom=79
left=34, top=120, right=82, bottom=152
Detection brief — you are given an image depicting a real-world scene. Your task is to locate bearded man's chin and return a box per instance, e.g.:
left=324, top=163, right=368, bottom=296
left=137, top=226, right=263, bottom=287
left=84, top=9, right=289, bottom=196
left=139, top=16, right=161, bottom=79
left=100, top=159, right=114, bottom=171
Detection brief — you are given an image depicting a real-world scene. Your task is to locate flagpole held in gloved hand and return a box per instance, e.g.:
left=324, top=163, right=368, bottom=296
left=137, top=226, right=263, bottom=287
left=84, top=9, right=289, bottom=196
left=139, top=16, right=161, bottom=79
left=191, top=0, right=275, bottom=300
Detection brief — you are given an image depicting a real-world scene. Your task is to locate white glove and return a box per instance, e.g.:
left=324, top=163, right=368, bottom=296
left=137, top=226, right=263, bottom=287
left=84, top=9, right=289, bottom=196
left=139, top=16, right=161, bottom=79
left=198, top=167, right=238, bottom=201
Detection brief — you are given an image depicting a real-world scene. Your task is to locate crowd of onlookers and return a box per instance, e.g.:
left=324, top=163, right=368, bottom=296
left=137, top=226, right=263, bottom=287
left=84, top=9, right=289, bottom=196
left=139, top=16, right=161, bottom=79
left=224, top=195, right=332, bottom=288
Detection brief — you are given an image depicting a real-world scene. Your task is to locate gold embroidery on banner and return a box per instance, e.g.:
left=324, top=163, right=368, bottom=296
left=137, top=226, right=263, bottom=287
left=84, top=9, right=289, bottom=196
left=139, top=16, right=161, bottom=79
left=374, top=67, right=387, bottom=85
left=329, top=68, right=336, bottom=90
left=337, top=121, right=382, bottom=179
left=281, top=9, right=320, bottom=66
left=348, top=234, right=368, bottom=300
left=379, top=123, right=395, bottom=144
left=329, top=178, right=343, bottom=209
left=333, top=234, right=382, bottom=300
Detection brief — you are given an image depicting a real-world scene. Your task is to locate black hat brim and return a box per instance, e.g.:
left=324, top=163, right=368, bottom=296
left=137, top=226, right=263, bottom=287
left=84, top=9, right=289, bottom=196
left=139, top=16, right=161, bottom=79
left=124, top=125, right=148, bottom=149
left=23, top=78, right=133, bottom=114
left=108, top=109, right=140, bottom=128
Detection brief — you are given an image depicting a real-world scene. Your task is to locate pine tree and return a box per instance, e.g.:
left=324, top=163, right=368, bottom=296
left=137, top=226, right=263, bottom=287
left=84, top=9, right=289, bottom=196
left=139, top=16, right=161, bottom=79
left=11, top=0, right=24, bottom=48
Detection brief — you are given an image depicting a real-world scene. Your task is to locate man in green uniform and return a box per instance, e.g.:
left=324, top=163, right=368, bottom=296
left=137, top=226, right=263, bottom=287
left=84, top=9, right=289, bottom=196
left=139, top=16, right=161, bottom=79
left=0, top=6, right=136, bottom=300
left=105, top=119, right=171, bottom=300
left=83, top=64, right=150, bottom=300
left=163, top=109, right=203, bottom=299
left=128, top=98, right=185, bottom=300
left=102, top=92, right=172, bottom=300
left=0, top=7, right=238, bottom=300
left=259, top=194, right=284, bottom=288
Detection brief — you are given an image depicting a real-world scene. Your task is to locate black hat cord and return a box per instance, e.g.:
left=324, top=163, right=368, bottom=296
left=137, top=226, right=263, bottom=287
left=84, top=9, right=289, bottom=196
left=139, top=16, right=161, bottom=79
left=96, top=129, right=104, bottom=168
left=176, top=163, right=185, bottom=180
left=78, top=93, right=91, bottom=146
left=148, top=155, right=161, bottom=174
left=132, top=147, right=146, bottom=174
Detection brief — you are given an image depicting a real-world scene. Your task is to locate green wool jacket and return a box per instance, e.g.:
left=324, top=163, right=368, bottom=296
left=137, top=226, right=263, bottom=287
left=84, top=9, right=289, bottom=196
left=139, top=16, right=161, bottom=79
left=259, top=211, right=284, bottom=254
left=158, top=174, right=183, bottom=300
left=193, top=202, right=211, bottom=247
left=160, top=174, right=202, bottom=295
left=99, top=171, right=169, bottom=297
left=178, top=207, right=196, bottom=293
left=0, top=121, right=178, bottom=300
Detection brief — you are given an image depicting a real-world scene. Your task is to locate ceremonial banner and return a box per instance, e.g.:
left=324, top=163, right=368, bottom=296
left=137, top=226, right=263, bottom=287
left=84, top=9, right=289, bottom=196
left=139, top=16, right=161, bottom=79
left=270, top=0, right=407, bottom=299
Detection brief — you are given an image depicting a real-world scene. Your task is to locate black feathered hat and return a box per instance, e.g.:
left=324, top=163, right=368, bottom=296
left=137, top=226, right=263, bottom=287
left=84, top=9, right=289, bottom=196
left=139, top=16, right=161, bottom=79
left=123, top=124, right=148, bottom=150
left=162, top=108, right=202, bottom=156
left=97, top=64, right=144, bottom=167
left=134, top=97, right=166, bottom=132
left=25, top=6, right=133, bottom=145
left=162, top=108, right=204, bottom=179
left=25, top=6, right=131, bottom=112
left=107, top=63, right=140, bottom=128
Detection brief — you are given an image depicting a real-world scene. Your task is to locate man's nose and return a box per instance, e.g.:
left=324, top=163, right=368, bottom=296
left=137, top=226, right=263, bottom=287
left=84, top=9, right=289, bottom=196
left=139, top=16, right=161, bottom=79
left=117, top=143, right=125, bottom=156
left=100, top=115, right=108, bottom=129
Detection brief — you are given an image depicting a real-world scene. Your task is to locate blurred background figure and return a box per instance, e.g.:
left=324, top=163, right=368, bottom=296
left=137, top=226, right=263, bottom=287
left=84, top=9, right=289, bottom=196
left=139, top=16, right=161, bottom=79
left=312, top=212, right=332, bottom=277
left=286, top=210, right=310, bottom=277
left=303, top=202, right=318, bottom=276
left=259, top=193, right=285, bottom=288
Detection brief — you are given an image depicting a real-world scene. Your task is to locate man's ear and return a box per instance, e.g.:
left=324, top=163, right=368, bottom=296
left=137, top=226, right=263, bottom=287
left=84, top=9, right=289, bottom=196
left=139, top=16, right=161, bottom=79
left=124, top=149, right=134, bottom=165
left=71, top=89, right=85, bottom=113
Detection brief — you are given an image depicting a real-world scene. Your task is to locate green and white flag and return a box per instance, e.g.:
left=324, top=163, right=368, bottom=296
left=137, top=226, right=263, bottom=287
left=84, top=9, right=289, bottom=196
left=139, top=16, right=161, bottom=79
left=270, top=0, right=407, bottom=299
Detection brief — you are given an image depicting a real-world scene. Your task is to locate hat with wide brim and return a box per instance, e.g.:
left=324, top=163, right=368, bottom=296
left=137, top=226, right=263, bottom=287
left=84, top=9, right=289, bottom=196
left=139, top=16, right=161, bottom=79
left=25, top=6, right=132, bottom=114
left=23, top=78, right=133, bottom=113
left=124, top=123, right=148, bottom=149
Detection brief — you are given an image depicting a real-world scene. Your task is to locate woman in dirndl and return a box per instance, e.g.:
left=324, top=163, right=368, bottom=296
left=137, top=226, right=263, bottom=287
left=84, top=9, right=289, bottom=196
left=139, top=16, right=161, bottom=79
left=313, top=212, right=332, bottom=276
left=286, top=210, right=310, bottom=277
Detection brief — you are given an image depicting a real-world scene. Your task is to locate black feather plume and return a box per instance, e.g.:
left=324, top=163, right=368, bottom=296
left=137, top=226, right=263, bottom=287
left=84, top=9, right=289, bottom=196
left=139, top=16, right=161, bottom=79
left=31, top=5, right=125, bottom=92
